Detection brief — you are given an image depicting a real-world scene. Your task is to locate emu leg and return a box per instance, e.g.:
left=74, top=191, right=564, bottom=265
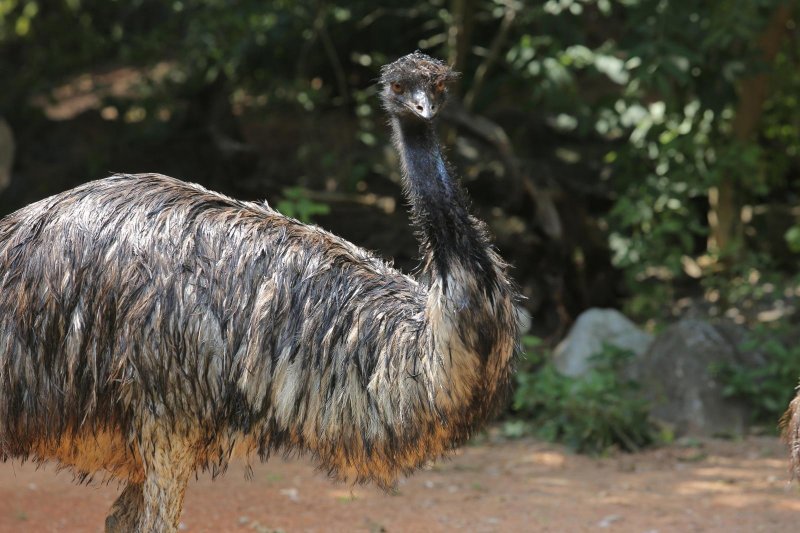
left=136, top=438, right=195, bottom=533
left=105, top=482, right=143, bottom=532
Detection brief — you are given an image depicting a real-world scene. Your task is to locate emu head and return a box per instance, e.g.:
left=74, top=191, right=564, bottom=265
left=379, top=51, right=459, bottom=121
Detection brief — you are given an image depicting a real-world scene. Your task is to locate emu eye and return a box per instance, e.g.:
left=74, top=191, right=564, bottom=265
left=391, top=82, right=404, bottom=94
left=434, top=80, right=446, bottom=92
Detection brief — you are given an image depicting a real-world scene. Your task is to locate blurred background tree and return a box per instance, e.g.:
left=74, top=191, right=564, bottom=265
left=0, top=0, right=798, bottom=448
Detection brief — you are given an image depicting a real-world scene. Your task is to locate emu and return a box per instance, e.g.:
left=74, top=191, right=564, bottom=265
left=783, top=391, right=800, bottom=478
left=0, top=52, right=519, bottom=532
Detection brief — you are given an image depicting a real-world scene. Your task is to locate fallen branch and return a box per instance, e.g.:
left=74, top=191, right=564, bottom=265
left=443, top=102, right=563, bottom=241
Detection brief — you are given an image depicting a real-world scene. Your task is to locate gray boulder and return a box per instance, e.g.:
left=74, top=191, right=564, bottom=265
left=553, top=308, right=653, bottom=377
left=632, top=319, right=763, bottom=437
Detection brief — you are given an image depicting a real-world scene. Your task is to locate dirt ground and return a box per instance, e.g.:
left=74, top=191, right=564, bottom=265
left=0, top=435, right=796, bottom=533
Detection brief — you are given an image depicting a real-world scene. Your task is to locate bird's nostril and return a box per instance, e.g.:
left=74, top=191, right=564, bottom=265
left=416, top=105, right=423, bottom=111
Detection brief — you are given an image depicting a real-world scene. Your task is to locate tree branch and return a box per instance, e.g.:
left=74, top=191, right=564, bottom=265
left=314, top=3, right=350, bottom=106
left=443, top=102, right=563, bottom=240
left=463, top=1, right=518, bottom=111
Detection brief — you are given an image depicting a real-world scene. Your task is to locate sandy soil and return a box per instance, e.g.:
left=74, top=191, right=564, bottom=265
left=0, top=435, right=795, bottom=532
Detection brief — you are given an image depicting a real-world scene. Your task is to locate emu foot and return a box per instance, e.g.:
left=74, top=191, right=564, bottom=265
left=105, top=482, right=143, bottom=532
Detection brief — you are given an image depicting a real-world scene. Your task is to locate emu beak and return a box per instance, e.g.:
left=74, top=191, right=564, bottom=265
left=408, top=90, right=435, bottom=120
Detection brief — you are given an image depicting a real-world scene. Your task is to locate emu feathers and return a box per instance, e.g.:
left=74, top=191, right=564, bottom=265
left=0, top=52, right=519, bottom=532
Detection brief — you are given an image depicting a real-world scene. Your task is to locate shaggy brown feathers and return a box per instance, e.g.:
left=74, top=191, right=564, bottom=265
left=782, top=393, right=800, bottom=479
left=0, top=53, right=519, bottom=532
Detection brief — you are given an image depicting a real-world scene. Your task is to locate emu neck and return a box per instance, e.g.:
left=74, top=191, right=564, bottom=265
left=391, top=116, right=491, bottom=290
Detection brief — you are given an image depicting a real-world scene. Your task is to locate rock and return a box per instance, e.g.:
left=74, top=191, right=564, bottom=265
left=516, top=305, right=532, bottom=335
left=632, top=319, right=760, bottom=437
left=279, top=487, right=299, bottom=502
left=597, top=514, right=622, bottom=528
left=713, top=320, right=767, bottom=368
left=553, top=308, right=653, bottom=377
left=0, top=117, right=13, bottom=193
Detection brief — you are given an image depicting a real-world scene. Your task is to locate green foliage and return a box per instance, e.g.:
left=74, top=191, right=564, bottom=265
left=503, top=0, right=798, bottom=310
left=786, top=225, right=800, bottom=254
left=275, top=187, right=330, bottom=223
left=762, top=48, right=800, bottom=187
left=512, top=339, right=655, bottom=454
left=714, top=326, right=800, bottom=425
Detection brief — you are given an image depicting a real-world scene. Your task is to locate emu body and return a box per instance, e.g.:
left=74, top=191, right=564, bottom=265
left=0, top=53, right=518, bottom=532
left=783, top=393, right=800, bottom=479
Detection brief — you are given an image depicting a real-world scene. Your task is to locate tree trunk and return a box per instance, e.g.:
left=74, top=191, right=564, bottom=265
left=708, top=3, right=793, bottom=257
left=448, top=0, right=475, bottom=86
left=0, top=117, right=13, bottom=194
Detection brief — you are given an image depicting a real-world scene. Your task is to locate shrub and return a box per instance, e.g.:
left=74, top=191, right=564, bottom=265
left=511, top=338, right=656, bottom=454
left=713, top=326, right=800, bottom=427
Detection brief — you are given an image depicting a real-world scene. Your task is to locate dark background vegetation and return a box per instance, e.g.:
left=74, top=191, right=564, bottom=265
left=1, top=0, right=798, bottom=451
